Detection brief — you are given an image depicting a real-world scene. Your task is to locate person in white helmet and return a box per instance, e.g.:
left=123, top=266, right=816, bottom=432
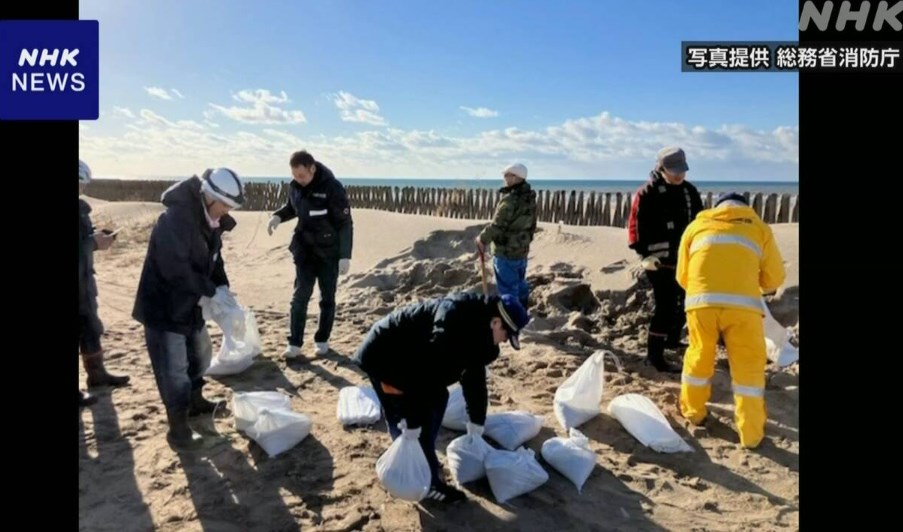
left=132, top=167, right=244, bottom=451
left=78, top=160, right=130, bottom=408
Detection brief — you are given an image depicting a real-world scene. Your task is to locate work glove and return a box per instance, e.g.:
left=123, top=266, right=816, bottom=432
left=641, top=256, right=661, bottom=271
left=267, top=215, right=281, bottom=236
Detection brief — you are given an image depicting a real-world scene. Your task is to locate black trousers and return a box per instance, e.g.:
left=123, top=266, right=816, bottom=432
left=646, top=268, right=686, bottom=342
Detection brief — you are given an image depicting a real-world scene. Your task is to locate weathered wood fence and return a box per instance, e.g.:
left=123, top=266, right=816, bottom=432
left=87, top=180, right=799, bottom=226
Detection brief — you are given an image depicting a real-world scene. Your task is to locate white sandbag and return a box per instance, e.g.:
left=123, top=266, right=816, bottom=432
left=446, top=422, right=494, bottom=484
left=442, top=384, right=468, bottom=431
left=485, top=447, right=549, bottom=503
left=205, top=299, right=262, bottom=377
left=245, top=408, right=312, bottom=458
left=763, top=301, right=799, bottom=368
left=375, top=420, right=432, bottom=502
left=607, top=394, right=693, bottom=453
left=484, top=411, right=543, bottom=451
left=540, top=428, right=596, bottom=492
left=554, top=350, right=623, bottom=431
left=232, top=391, right=293, bottom=432
left=336, top=386, right=382, bottom=426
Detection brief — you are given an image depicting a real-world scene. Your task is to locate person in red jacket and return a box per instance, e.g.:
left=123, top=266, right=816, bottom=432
left=627, top=147, right=704, bottom=373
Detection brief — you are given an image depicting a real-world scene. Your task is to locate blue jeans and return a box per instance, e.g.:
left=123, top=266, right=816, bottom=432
left=289, top=259, right=339, bottom=347
left=145, top=326, right=213, bottom=413
left=367, top=374, right=448, bottom=486
left=493, top=256, right=529, bottom=307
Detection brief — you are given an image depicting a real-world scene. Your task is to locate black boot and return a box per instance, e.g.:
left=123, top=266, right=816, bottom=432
left=646, top=334, right=680, bottom=373
left=188, top=388, right=227, bottom=417
left=166, top=409, right=206, bottom=451
left=83, top=351, right=131, bottom=388
left=78, top=390, right=98, bottom=408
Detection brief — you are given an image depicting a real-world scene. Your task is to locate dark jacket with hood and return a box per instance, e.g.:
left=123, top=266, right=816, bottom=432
left=132, top=176, right=235, bottom=336
left=353, top=292, right=502, bottom=426
left=273, top=162, right=353, bottom=265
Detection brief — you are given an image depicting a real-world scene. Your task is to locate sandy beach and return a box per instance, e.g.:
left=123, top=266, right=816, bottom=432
left=79, top=199, right=799, bottom=531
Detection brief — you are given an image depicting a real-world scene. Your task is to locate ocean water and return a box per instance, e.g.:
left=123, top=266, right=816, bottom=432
left=240, top=177, right=798, bottom=195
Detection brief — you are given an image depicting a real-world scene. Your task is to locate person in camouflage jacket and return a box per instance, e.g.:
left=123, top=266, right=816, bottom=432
left=476, top=163, right=538, bottom=309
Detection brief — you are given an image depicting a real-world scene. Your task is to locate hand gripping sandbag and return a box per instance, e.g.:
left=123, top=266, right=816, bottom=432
left=554, top=350, right=623, bottom=431
left=336, top=386, right=382, bottom=426
left=245, top=408, right=312, bottom=458
left=484, top=411, right=543, bottom=451
left=442, top=384, right=468, bottom=431
left=206, top=299, right=262, bottom=377
left=485, top=447, right=549, bottom=503
left=540, top=428, right=596, bottom=492
left=233, top=391, right=293, bottom=432
left=607, top=394, right=693, bottom=453
left=763, top=300, right=799, bottom=368
left=447, top=422, right=494, bottom=484
left=375, top=420, right=432, bottom=501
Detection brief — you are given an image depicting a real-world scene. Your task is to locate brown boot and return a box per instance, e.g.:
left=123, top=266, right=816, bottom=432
left=82, top=351, right=130, bottom=388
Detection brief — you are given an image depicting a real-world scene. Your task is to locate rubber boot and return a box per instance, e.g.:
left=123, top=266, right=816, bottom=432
left=188, top=388, right=227, bottom=417
left=646, top=334, right=680, bottom=373
left=166, top=409, right=206, bottom=451
left=78, top=390, right=98, bottom=408
left=83, top=351, right=130, bottom=388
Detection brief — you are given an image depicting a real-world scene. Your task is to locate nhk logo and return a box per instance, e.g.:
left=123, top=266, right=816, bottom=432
left=13, top=48, right=86, bottom=92
left=0, top=20, right=99, bottom=120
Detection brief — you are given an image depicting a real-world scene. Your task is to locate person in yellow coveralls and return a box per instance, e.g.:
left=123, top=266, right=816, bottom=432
left=675, top=192, right=786, bottom=448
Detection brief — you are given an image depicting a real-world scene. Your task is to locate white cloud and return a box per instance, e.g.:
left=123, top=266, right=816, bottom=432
left=234, top=89, right=289, bottom=105
left=144, top=86, right=173, bottom=100
left=460, top=106, right=498, bottom=118
left=334, top=91, right=387, bottom=126
left=171, top=88, right=185, bottom=99
left=209, top=89, right=306, bottom=124
left=138, top=109, right=175, bottom=127
left=80, top=109, right=798, bottom=181
left=113, top=106, right=135, bottom=119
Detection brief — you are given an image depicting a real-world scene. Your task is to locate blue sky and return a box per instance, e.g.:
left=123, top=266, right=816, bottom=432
left=79, top=0, right=799, bottom=181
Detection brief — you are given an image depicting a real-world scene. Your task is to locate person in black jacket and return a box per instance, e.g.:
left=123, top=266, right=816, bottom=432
left=132, top=168, right=245, bottom=450
left=627, top=147, right=704, bottom=373
left=267, top=151, right=353, bottom=359
left=79, top=160, right=130, bottom=408
left=353, top=292, right=530, bottom=503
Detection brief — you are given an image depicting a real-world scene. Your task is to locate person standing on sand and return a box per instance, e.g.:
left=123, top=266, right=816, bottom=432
left=132, top=168, right=245, bottom=451
left=79, top=159, right=131, bottom=408
left=266, top=150, right=354, bottom=360
left=353, top=292, right=530, bottom=503
left=627, top=147, right=704, bottom=373
left=676, top=192, right=785, bottom=449
left=476, top=163, right=538, bottom=310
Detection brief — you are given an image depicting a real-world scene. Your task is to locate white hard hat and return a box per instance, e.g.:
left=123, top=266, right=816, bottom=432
left=79, top=159, right=92, bottom=184
left=200, top=167, right=245, bottom=208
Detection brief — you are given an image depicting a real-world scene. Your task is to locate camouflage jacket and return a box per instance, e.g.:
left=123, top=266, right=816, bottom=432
left=479, top=181, right=538, bottom=259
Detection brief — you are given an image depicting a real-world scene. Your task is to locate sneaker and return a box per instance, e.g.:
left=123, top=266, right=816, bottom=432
left=283, top=344, right=303, bottom=359
left=424, top=482, right=467, bottom=503
left=315, top=342, right=329, bottom=356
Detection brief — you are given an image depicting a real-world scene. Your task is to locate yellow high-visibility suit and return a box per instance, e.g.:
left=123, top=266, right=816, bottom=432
left=676, top=201, right=785, bottom=448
